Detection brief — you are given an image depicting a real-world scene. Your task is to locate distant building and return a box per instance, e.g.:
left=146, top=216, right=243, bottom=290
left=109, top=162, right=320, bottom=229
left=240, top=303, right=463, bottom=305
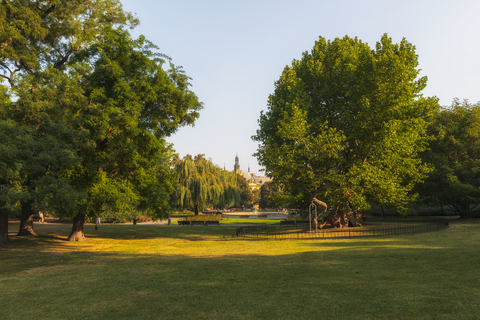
left=234, top=154, right=272, bottom=190
left=234, top=153, right=240, bottom=172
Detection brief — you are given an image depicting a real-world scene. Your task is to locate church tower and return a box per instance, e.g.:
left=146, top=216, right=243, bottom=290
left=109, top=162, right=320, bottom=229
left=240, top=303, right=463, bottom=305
left=234, top=153, right=240, bottom=172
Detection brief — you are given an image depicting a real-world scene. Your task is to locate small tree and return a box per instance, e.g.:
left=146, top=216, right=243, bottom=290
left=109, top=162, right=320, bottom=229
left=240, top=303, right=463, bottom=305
left=259, top=181, right=281, bottom=209
left=236, top=173, right=253, bottom=208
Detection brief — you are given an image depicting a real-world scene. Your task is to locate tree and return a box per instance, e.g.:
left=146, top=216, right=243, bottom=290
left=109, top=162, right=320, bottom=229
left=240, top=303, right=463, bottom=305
left=1, top=0, right=137, bottom=86
left=62, top=28, right=201, bottom=241
left=0, top=0, right=138, bottom=241
left=0, top=1, right=202, bottom=242
left=236, top=172, right=253, bottom=208
left=254, top=34, right=438, bottom=228
left=0, top=116, right=32, bottom=245
left=171, top=154, right=240, bottom=214
left=417, top=100, right=480, bottom=218
left=259, top=181, right=281, bottom=209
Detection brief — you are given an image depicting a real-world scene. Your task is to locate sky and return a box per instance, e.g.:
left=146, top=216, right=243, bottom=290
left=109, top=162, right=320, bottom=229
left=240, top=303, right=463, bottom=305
left=120, top=0, right=480, bottom=174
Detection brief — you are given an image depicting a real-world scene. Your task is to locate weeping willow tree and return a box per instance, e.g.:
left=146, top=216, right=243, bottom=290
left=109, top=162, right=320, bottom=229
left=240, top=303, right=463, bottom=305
left=171, top=154, right=240, bottom=214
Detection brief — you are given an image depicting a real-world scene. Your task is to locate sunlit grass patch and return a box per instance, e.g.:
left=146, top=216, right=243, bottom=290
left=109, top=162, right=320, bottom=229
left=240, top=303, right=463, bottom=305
left=1, top=221, right=480, bottom=319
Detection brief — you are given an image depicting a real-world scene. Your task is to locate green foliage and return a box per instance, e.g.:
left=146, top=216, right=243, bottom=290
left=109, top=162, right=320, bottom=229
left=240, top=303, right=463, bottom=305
left=171, top=154, right=240, bottom=212
left=236, top=172, right=253, bottom=207
left=0, top=69, right=84, bottom=217
left=417, top=100, right=480, bottom=218
left=0, top=0, right=137, bottom=86
left=259, top=181, right=282, bottom=209
left=0, top=1, right=202, bottom=238
left=254, top=34, right=438, bottom=214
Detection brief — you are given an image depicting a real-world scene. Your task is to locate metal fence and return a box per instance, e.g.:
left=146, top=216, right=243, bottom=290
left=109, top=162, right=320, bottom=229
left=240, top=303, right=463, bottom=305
left=235, top=216, right=449, bottom=240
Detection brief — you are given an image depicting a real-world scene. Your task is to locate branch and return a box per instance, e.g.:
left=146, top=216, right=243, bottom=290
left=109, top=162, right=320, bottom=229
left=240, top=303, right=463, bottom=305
left=41, top=4, right=56, bottom=19
left=470, top=201, right=480, bottom=211
left=0, top=73, right=13, bottom=87
left=53, top=49, right=74, bottom=69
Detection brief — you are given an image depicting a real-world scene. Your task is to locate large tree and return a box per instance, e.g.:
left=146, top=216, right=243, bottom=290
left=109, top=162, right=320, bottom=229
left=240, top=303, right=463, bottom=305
left=171, top=154, right=240, bottom=214
left=0, top=1, right=202, bottom=242
left=254, top=34, right=438, bottom=228
left=417, top=100, right=480, bottom=218
left=63, top=28, right=201, bottom=241
left=0, top=0, right=137, bottom=240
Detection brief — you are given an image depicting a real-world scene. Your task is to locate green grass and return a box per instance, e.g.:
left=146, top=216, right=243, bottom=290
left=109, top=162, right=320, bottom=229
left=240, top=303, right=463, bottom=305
left=1, top=219, right=480, bottom=320
left=219, top=218, right=283, bottom=224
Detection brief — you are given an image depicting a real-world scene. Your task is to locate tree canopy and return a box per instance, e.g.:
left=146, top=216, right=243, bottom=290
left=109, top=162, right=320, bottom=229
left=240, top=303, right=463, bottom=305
left=417, top=100, right=480, bottom=218
left=236, top=172, right=253, bottom=208
left=0, top=1, right=202, bottom=243
left=253, top=34, right=438, bottom=227
left=259, top=181, right=281, bottom=209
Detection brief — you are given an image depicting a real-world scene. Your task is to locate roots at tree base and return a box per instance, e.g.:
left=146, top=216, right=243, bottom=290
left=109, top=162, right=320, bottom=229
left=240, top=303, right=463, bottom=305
left=68, top=213, right=87, bottom=242
left=312, top=197, right=363, bottom=228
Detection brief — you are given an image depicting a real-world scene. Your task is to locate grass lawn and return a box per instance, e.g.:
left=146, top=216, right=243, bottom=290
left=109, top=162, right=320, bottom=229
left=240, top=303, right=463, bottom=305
left=219, top=218, right=283, bottom=224
left=1, top=219, right=479, bottom=320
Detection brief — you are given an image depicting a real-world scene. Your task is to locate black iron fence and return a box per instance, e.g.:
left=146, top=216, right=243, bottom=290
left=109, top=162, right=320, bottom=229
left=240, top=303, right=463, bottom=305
left=235, top=216, right=449, bottom=240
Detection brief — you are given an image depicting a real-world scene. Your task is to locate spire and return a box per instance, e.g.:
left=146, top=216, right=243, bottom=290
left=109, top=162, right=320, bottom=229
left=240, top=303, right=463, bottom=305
left=248, top=163, right=250, bottom=173
left=234, top=153, right=240, bottom=172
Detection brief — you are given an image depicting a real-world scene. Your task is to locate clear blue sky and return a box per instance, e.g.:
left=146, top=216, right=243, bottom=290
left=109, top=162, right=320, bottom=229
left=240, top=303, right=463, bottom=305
left=121, top=0, right=480, bottom=174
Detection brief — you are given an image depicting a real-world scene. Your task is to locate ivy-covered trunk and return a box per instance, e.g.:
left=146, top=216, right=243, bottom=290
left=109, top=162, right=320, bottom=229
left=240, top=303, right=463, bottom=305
left=0, top=208, right=9, bottom=246
left=68, top=213, right=87, bottom=241
left=18, top=199, right=37, bottom=236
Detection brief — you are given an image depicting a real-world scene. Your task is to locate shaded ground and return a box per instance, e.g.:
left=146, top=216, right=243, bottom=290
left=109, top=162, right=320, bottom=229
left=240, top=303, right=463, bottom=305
left=1, top=220, right=479, bottom=319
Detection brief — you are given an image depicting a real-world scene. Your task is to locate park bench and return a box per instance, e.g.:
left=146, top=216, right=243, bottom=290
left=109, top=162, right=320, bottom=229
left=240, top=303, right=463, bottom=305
left=190, top=221, right=206, bottom=226
left=205, top=221, right=220, bottom=226
left=177, top=220, right=190, bottom=226
left=139, top=217, right=151, bottom=222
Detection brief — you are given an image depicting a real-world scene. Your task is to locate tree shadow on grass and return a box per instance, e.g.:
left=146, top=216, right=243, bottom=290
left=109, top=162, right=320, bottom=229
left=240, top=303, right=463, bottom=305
left=1, top=235, right=480, bottom=320
left=5, top=222, right=240, bottom=243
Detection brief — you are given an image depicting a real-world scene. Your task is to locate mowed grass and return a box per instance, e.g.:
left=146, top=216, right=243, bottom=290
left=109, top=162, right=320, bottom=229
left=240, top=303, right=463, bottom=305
left=1, top=220, right=479, bottom=320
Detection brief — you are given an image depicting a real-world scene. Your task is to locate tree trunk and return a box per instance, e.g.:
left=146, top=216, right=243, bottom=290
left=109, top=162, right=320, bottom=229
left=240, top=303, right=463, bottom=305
left=194, top=204, right=199, bottom=216
left=326, top=206, right=363, bottom=228
left=18, top=199, right=37, bottom=236
left=0, top=208, right=9, bottom=246
left=67, top=213, right=87, bottom=241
